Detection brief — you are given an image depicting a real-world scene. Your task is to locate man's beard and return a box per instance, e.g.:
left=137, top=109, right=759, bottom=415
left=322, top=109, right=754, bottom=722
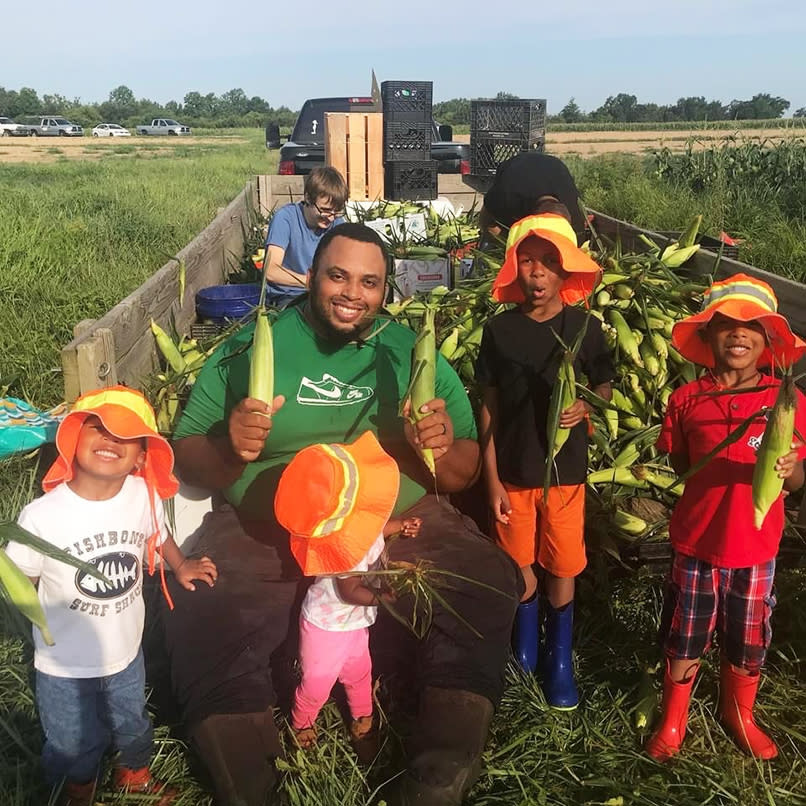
left=307, top=292, right=374, bottom=346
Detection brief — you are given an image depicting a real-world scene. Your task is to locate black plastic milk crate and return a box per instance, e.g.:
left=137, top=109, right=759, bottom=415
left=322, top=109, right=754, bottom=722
left=385, top=160, right=438, bottom=201
left=383, top=119, right=432, bottom=162
left=470, top=99, right=547, bottom=138
left=470, top=134, right=546, bottom=176
left=381, top=81, right=433, bottom=115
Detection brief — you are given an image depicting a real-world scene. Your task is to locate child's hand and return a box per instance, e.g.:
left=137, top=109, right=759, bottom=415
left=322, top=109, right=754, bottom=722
left=174, top=556, right=218, bottom=592
left=776, top=443, right=803, bottom=479
left=400, top=517, right=421, bottom=539
left=488, top=481, right=511, bottom=525
left=559, top=399, right=589, bottom=429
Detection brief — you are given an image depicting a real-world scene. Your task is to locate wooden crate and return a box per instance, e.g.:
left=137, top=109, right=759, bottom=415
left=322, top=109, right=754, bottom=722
left=324, top=112, right=383, bottom=201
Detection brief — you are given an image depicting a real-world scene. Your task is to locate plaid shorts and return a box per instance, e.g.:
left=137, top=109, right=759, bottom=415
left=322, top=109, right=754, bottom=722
left=659, top=552, right=776, bottom=672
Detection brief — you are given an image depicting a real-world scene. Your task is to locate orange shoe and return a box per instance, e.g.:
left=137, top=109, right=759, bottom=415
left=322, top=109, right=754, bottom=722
left=719, top=663, right=778, bottom=760
left=56, top=779, right=96, bottom=806
left=113, top=767, right=178, bottom=805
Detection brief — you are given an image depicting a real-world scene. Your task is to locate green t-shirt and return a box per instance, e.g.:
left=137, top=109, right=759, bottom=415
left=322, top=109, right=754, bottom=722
left=174, top=306, right=478, bottom=522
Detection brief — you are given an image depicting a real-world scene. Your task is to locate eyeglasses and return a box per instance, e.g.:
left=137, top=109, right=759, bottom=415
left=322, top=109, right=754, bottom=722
left=309, top=200, right=344, bottom=219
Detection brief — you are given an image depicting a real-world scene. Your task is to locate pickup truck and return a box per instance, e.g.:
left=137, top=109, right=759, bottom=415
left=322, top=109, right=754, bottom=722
left=136, top=118, right=192, bottom=136
left=0, top=116, right=31, bottom=136
left=266, top=96, right=469, bottom=175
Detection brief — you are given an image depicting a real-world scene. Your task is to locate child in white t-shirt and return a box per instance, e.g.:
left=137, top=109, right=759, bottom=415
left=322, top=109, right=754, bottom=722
left=274, top=430, right=420, bottom=758
left=5, top=386, right=217, bottom=806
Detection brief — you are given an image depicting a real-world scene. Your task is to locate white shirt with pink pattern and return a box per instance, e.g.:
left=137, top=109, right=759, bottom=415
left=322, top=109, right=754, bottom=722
left=300, top=533, right=386, bottom=631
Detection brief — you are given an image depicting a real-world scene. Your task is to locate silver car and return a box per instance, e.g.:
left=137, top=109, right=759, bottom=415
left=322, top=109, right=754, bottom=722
left=20, top=116, right=84, bottom=136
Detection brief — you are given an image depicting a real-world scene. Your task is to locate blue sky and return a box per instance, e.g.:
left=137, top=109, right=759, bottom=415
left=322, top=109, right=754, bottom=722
left=4, top=0, right=805, bottom=114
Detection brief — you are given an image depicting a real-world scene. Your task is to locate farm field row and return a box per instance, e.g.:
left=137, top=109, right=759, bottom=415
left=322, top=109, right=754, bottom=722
left=2, top=126, right=805, bottom=163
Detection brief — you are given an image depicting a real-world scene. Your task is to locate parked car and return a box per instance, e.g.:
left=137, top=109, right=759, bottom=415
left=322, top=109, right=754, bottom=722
left=0, top=116, right=30, bottom=136
left=136, top=118, right=191, bottom=136
left=18, top=116, right=83, bottom=136
left=92, top=123, right=131, bottom=138
left=266, top=96, right=470, bottom=175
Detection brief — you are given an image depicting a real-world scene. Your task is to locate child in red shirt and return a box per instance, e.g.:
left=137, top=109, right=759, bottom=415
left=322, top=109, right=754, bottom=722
left=648, top=273, right=806, bottom=762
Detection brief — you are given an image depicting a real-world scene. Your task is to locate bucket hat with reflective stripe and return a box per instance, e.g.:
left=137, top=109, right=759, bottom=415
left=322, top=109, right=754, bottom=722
left=42, top=386, right=180, bottom=604
left=672, top=273, right=806, bottom=369
left=492, top=213, right=601, bottom=305
left=274, top=430, right=400, bottom=576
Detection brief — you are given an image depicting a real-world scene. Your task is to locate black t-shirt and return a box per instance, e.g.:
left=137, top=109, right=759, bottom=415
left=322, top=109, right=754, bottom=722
left=482, top=152, right=586, bottom=236
left=475, top=306, right=615, bottom=488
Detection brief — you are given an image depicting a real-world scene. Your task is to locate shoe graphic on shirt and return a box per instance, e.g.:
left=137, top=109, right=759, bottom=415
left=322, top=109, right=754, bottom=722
left=296, top=374, right=374, bottom=406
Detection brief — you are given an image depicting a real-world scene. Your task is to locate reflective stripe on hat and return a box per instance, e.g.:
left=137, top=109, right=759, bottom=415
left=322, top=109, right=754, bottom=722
left=312, top=443, right=359, bottom=537
left=702, top=276, right=777, bottom=314
left=73, top=388, right=159, bottom=432
left=506, top=213, right=579, bottom=252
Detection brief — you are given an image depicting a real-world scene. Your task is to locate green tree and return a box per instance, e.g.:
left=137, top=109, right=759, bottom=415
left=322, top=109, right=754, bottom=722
left=559, top=98, right=583, bottom=123
left=727, top=93, right=790, bottom=119
left=794, top=107, right=806, bottom=118
left=10, top=87, right=42, bottom=117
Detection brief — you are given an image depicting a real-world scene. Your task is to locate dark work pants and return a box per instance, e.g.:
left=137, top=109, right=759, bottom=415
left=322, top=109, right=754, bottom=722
left=160, top=496, right=522, bottom=733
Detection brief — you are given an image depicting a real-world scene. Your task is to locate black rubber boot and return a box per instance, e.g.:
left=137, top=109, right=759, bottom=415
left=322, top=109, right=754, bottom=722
left=387, top=686, right=494, bottom=805
left=190, top=709, right=283, bottom=806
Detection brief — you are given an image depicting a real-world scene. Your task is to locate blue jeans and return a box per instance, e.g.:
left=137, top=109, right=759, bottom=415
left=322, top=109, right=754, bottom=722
left=36, top=649, right=153, bottom=784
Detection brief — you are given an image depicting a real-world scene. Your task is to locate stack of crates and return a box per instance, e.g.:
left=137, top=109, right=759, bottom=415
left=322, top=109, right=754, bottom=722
left=470, top=98, right=547, bottom=176
left=382, top=80, right=437, bottom=201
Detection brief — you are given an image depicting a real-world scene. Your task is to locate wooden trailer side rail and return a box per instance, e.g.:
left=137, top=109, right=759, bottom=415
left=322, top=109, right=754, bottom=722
left=61, top=181, right=259, bottom=401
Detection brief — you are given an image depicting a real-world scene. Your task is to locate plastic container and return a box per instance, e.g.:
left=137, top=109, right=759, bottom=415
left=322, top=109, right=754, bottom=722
left=470, top=135, right=546, bottom=176
left=385, top=161, right=438, bottom=201
left=470, top=99, right=547, bottom=137
left=381, top=81, right=433, bottom=115
left=195, top=283, right=261, bottom=324
left=383, top=120, right=432, bottom=162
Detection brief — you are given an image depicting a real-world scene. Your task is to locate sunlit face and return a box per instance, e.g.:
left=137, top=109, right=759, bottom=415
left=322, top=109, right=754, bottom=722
left=515, top=235, right=568, bottom=308
left=703, top=313, right=767, bottom=372
left=72, top=416, right=145, bottom=485
left=308, top=236, right=387, bottom=342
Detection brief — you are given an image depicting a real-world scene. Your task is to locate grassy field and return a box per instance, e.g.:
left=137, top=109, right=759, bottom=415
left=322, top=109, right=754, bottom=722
left=1, top=132, right=806, bottom=806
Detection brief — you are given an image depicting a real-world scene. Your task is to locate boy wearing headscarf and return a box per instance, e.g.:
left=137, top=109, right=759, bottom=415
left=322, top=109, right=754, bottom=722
left=647, top=274, right=806, bottom=762
left=5, top=387, right=217, bottom=806
left=475, top=212, right=614, bottom=709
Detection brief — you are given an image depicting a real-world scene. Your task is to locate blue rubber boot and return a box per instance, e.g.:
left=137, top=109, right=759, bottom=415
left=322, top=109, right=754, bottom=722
left=542, top=600, right=579, bottom=710
left=512, top=596, right=539, bottom=673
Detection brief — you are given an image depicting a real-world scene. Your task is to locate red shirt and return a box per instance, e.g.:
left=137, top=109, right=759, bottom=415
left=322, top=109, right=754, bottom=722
left=657, top=374, right=806, bottom=567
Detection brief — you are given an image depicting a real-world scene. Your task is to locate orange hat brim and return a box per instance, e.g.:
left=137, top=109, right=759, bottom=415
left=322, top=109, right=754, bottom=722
left=672, top=298, right=806, bottom=369
left=492, top=217, right=600, bottom=305
left=277, top=431, right=400, bottom=576
left=42, top=402, right=179, bottom=499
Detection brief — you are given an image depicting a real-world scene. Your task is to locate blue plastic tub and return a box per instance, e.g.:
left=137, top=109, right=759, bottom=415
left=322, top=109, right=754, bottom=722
left=195, top=283, right=262, bottom=324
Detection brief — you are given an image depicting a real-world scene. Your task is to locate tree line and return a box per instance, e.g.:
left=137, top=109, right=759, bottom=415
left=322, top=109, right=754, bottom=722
left=1, top=85, right=802, bottom=129
left=434, top=92, right=802, bottom=126
left=0, top=85, right=297, bottom=129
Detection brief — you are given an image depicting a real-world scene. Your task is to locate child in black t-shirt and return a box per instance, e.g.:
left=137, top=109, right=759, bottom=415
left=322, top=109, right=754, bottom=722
left=476, top=210, right=614, bottom=709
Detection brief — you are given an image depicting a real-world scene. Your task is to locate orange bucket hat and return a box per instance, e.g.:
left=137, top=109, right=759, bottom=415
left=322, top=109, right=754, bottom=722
left=671, top=273, right=806, bottom=369
left=43, top=386, right=180, bottom=606
left=491, top=213, right=601, bottom=305
left=274, top=431, right=400, bottom=576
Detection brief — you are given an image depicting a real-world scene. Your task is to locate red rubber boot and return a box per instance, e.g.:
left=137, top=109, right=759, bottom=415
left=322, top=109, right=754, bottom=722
left=113, top=767, right=178, bottom=805
left=645, top=662, right=697, bottom=762
left=719, top=663, right=778, bottom=760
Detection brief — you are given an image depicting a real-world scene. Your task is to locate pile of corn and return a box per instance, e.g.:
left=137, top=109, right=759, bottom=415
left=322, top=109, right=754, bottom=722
left=147, top=206, right=799, bottom=565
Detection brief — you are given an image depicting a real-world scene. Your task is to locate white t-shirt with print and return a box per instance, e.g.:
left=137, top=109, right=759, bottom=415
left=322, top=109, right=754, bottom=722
left=301, top=533, right=386, bottom=632
left=5, top=475, right=167, bottom=678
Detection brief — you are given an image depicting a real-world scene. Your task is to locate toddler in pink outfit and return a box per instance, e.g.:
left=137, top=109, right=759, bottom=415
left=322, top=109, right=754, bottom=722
left=274, top=430, right=420, bottom=757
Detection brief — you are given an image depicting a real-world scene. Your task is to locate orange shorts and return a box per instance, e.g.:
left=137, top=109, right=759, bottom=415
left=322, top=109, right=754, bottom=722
left=494, top=482, right=587, bottom=577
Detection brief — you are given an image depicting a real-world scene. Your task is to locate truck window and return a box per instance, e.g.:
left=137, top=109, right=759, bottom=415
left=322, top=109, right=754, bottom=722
left=159, top=120, right=166, bottom=126
left=291, top=99, right=352, bottom=144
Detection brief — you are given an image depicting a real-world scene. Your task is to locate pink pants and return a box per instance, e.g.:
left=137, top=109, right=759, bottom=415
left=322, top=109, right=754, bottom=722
left=291, top=617, right=373, bottom=730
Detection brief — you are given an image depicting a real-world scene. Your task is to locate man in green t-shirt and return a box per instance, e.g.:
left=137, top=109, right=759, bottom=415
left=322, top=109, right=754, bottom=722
left=164, top=223, right=522, bottom=806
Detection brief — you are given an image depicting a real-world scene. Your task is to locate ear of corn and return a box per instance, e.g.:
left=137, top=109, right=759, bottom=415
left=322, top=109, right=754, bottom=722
left=677, top=214, right=703, bottom=249
left=249, top=306, right=275, bottom=409
left=0, top=548, right=54, bottom=645
left=752, top=373, right=797, bottom=529
left=151, top=319, right=186, bottom=375
left=607, top=309, right=644, bottom=368
left=408, top=307, right=437, bottom=477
